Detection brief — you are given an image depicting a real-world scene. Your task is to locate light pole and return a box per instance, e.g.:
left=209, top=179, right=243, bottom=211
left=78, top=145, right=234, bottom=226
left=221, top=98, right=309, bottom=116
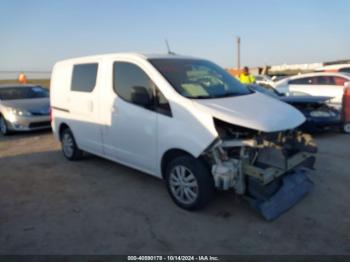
left=236, top=36, right=241, bottom=71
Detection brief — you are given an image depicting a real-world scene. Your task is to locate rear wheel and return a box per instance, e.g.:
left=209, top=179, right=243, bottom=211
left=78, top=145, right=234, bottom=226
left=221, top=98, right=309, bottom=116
left=165, top=155, right=214, bottom=210
left=61, top=128, right=83, bottom=160
left=0, top=116, right=9, bottom=136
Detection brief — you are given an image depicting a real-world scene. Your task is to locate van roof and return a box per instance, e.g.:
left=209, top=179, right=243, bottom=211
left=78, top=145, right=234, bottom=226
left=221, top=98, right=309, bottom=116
left=56, top=52, right=199, bottom=64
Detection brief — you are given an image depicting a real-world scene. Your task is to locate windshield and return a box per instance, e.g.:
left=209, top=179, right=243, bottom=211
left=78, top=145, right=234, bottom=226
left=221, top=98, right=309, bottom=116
left=149, top=58, right=252, bottom=99
left=0, top=86, right=49, bottom=100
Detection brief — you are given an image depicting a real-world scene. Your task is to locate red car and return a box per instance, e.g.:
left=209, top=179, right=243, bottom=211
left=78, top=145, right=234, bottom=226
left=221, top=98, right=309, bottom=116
left=343, top=85, right=350, bottom=133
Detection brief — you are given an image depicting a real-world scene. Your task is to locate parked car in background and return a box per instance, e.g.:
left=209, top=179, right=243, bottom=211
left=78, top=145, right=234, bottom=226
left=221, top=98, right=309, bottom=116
left=248, top=84, right=341, bottom=132
left=274, top=72, right=350, bottom=108
left=271, top=75, right=290, bottom=83
left=0, top=84, right=51, bottom=135
left=343, top=86, right=350, bottom=133
left=51, top=53, right=316, bottom=220
left=254, top=75, right=274, bottom=87
left=315, top=64, right=350, bottom=74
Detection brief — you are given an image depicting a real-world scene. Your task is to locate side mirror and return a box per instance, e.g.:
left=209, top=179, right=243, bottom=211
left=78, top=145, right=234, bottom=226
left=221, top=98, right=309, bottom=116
left=131, top=86, right=152, bottom=107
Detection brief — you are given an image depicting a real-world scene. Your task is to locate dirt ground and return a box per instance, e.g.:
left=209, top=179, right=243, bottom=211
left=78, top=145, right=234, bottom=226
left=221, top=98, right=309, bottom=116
left=0, top=130, right=349, bottom=255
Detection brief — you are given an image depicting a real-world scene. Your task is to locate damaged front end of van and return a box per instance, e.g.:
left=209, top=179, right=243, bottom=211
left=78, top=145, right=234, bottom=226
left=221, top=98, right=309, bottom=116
left=194, top=94, right=316, bottom=220
left=203, top=120, right=316, bottom=220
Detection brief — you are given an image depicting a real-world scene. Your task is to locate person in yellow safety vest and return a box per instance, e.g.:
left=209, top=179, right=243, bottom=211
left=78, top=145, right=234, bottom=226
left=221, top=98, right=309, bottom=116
left=239, top=66, right=256, bottom=84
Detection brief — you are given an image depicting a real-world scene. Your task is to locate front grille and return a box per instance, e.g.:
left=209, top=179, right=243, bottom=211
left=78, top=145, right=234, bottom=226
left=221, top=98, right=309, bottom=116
left=29, top=121, right=51, bottom=128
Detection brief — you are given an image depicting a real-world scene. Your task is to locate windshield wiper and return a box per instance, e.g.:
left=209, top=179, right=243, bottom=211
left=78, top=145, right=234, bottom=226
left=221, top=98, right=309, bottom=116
left=187, top=92, right=246, bottom=99
left=189, top=95, right=214, bottom=99
left=213, top=92, right=240, bottom=98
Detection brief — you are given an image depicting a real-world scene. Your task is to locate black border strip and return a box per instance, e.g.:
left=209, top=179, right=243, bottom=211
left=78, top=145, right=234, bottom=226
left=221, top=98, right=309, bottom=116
left=51, top=106, right=69, bottom=113
left=0, top=255, right=348, bottom=262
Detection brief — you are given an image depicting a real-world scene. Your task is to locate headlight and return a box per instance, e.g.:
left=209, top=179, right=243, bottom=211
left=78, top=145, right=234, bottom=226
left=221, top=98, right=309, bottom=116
left=8, top=108, right=32, bottom=117
left=310, top=110, right=332, bottom=118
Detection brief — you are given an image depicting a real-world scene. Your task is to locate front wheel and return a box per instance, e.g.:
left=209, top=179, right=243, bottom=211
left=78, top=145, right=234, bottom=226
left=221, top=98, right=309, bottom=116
left=0, top=116, right=9, bottom=136
left=165, top=155, right=214, bottom=210
left=61, top=128, right=83, bottom=160
left=342, top=122, right=350, bottom=134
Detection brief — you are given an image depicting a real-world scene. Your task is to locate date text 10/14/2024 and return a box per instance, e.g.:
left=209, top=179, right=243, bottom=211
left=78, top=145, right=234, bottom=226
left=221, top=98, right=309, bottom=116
left=127, top=256, right=220, bottom=261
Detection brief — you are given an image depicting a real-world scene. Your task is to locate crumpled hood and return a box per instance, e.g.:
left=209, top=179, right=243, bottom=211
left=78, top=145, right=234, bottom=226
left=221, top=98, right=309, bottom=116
left=192, top=92, right=305, bottom=132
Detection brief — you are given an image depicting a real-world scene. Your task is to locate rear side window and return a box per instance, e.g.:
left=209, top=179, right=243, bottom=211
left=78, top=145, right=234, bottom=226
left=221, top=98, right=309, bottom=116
left=289, top=77, right=313, bottom=85
left=314, top=76, right=335, bottom=85
left=71, top=63, right=98, bottom=92
left=333, top=77, right=348, bottom=86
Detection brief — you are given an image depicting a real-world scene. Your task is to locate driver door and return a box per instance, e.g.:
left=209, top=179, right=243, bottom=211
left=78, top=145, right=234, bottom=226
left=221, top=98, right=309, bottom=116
left=102, top=61, right=158, bottom=173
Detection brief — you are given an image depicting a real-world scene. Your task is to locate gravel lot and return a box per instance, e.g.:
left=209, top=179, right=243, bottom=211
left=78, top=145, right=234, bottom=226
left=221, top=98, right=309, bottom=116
left=0, top=131, right=349, bottom=255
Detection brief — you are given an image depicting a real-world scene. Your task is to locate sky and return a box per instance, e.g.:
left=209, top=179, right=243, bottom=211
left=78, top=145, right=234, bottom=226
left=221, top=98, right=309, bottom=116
left=0, top=0, right=349, bottom=71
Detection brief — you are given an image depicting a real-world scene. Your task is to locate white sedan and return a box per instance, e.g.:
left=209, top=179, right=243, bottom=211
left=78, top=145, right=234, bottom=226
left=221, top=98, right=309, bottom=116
left=274, top=72, right=350, bottom=108
left=254, top=75, right=274, bottom=87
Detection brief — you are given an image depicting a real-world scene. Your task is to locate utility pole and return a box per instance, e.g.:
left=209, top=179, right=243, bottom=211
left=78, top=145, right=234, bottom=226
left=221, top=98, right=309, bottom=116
left=236, top=36, right=241, bottom=70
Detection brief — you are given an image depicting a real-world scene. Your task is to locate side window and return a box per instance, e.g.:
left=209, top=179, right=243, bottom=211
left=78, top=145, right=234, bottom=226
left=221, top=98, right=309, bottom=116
left=314, top=76, right=334, bottom=85
left=71, top=63, right=98, bottom=92
left=113, top=62, right=172, bottom=116
left=333, top=77, right=348, bottom=86
left=339, top=68, right=350, bottom=74
left=113, top=62, right=153, bottom=102
left=289, top=77, right=313, bottom=85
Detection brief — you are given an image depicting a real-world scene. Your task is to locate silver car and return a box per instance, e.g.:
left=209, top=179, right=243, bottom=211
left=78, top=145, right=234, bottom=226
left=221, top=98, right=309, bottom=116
left=0, top=84, right=51, bottom=135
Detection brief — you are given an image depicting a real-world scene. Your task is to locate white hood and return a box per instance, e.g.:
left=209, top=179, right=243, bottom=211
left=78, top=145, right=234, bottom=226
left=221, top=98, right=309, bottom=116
left=192, top=92, right=305, bottom=132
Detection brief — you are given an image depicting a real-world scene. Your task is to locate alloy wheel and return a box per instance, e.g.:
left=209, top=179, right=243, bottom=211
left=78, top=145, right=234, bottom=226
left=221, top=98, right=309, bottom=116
left=169, top=165, right=199, bottom=205
left=62, top=132, right=74, bottom=158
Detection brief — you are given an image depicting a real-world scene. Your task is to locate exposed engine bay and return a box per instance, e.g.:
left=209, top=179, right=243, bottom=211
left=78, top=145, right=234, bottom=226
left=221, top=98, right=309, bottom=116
left=202, top=118, right=317, bottom=220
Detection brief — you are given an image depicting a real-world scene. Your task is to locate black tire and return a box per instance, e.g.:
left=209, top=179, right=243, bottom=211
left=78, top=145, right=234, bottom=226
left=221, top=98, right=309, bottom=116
left=165, top=155, right=214, bottom=210
left=0, top=115, right=9, bottom=136
left=60, top=128, right=83, bottom=160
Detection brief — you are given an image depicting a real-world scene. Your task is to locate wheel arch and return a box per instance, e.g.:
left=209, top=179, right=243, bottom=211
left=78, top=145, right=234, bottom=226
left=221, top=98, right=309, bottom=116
left=58, top=122, right=70, bottom=141
left=161, top=148, right=201, bottom=179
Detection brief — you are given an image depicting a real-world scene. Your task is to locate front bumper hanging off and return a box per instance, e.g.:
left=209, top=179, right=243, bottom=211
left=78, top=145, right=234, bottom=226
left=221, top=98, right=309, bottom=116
left=245, top=169, right=314, bottom=221
left=242, top=151, right=315, bottom=221
left=208, top=131, right=317, bottom=221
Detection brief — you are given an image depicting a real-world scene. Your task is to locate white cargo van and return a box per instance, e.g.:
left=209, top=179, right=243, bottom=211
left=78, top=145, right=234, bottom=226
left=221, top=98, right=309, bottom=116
left=51, top=53, right=316, bottom=220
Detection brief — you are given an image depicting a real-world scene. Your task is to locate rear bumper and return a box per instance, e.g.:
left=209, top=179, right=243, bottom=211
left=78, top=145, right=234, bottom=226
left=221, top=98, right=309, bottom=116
left=4, top=114, right=51, bottom=131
